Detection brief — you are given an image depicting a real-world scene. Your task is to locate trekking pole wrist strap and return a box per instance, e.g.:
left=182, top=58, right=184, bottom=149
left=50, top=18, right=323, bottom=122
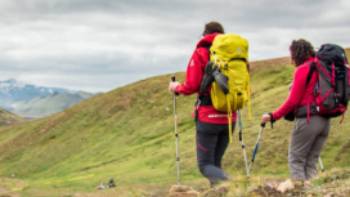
left=268, top=112, right=275, bottom=128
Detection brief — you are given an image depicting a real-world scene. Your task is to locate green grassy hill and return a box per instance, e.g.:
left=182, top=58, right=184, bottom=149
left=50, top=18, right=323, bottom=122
left=0, top=108, right=23, bottom=126
left=0, top=50, right=349, bottom=196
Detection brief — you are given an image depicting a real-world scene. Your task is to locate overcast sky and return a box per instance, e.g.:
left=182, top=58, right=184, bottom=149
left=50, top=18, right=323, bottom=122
left=0, top=0, right=349, bottom=92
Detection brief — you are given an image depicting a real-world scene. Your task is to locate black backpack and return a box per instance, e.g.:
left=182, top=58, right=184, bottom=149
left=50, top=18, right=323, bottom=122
left=306, top=44, right=350, bottom=118
left=285, top=44, right=349, bottom=121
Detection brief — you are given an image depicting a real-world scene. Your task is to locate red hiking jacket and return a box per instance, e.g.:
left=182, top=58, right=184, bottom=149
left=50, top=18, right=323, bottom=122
left=272, top=57, right=318, bottom=120
left=175, top=33, right=237, bottom=124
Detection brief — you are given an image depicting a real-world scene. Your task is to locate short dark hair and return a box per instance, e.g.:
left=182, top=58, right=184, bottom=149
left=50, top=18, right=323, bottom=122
left=290, top=39, right=315, bottom=66
left=202, top=21, right=224, bottom=36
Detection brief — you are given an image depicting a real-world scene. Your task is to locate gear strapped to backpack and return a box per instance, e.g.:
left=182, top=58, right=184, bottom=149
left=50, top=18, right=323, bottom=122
left=296, top=44, right=350, bottom=119
left=199, top=33, right=251, bottom=142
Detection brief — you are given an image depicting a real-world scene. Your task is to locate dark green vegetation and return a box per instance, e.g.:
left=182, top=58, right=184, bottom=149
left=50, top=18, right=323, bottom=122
left=0, top=50, right=349, bottom=196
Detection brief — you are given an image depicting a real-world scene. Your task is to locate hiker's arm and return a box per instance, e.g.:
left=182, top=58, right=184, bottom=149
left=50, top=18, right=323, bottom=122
left=272, top=66, right=308, bottom=120
left=175, top=48, right=208, bottom=95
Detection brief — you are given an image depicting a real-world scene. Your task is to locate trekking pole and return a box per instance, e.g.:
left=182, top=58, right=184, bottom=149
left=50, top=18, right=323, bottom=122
left=171, top=75, right=180, bottom=185
left=248, top=122, right=266, bottom=172
left=237, top=110, right=250, bottom=176
left=318, top=157, right=325, bottom=172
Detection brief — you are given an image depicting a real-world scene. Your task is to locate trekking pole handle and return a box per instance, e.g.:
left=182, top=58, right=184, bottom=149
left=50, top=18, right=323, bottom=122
left=260, top=122, right=266, bottom=128
left=171, top=75, right=179, bottom=96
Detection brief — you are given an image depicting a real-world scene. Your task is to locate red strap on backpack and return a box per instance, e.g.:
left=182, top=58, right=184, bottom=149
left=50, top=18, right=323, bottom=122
left=331, top=63, right=336, bottom=86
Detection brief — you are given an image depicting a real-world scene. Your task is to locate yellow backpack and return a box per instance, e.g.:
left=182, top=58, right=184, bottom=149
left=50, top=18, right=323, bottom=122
left=209, top=33, right=251, bottom=142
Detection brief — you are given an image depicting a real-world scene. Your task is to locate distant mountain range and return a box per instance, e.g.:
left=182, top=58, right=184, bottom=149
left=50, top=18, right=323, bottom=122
left=0, top=79, right=93, bottom=118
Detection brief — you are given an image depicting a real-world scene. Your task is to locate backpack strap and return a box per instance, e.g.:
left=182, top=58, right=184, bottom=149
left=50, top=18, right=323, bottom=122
left=295, top=62, right=318, bottom=121
left=197, top=95, right=212, bottom=105
left=229, top=57, right=247, bottom=62
left=199, top=62, right=215, bottom=95
left=306, top=61, right=317, bottom=86
left=315, top=60, right=334, bottom=86
left=305, top=60, right=335, bottom=89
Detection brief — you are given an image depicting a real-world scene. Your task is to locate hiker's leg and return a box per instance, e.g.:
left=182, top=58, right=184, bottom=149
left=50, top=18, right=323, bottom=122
left=214, top=124, right=231, bottom=168
left=288, top=117, right=322, bottom=180
left=196, top=121, right=228, bottom=185
left=305, top=116, right=330, bottom=180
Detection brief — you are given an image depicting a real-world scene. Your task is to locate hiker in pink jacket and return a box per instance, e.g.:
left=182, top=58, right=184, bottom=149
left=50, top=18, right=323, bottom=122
left=261, top=39, right=330, bottom=191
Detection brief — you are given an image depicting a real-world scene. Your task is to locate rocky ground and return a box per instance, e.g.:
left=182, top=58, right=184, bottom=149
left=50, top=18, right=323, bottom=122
left=1, top=170, right=350, bottom=197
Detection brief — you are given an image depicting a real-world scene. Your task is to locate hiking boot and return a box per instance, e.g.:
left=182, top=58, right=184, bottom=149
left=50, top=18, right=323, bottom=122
left=276, top=179, right=295, bottom=193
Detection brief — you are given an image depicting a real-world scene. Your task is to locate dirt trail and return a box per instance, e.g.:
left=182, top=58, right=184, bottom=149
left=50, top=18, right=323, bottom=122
left=0, top=187, right=19, bottom=197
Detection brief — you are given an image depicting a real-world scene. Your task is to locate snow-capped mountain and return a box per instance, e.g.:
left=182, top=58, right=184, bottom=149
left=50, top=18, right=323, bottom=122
left=0, top=79, right=93, bottom=118
left=0, top=79, right=67, bottom=102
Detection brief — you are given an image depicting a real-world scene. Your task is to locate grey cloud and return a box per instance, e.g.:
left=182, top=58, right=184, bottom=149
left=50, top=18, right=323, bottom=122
left=0, top=0, right=349, bottom=92
left=1, top=0, right=341, bottom=30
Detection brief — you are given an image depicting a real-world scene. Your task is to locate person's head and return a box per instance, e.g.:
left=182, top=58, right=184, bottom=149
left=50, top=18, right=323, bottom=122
left=202, top=21, right=224, bottom=36
left=289, top=39, right=315, bottom=66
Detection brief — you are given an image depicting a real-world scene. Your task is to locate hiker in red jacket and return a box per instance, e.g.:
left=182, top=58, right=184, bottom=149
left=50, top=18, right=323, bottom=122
left=261, top=39, right=330, bottom=191
left=169, top=21, right=235, bottom=186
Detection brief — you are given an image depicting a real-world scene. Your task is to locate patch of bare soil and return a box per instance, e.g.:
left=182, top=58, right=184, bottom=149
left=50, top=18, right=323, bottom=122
left=249, top=184, right=306, bottom=197
left=0, top=187, right=19, bottom=197
left=168, top=185, right=200, bottom=197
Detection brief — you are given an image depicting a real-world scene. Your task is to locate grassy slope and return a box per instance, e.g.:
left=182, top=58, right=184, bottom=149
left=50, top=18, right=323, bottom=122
left=0, top=50, right=349, bottom=196
left=0, top=108, right=23, bottom=126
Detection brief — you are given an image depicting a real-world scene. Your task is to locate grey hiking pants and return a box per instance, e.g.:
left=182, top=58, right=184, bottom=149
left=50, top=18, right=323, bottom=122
left=289, top=115, right=330, bottom=180
left=196, top=121, right=232, bottom=186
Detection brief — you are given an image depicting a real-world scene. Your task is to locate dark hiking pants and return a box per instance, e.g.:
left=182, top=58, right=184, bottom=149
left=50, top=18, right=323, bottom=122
left=289, top=115, right=330, bottom=180
left=196, top=121, right=232, bottom=185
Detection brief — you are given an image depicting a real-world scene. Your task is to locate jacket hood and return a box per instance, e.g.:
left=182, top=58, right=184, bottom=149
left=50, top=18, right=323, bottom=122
left=196, top=33, right=219, bottom=48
